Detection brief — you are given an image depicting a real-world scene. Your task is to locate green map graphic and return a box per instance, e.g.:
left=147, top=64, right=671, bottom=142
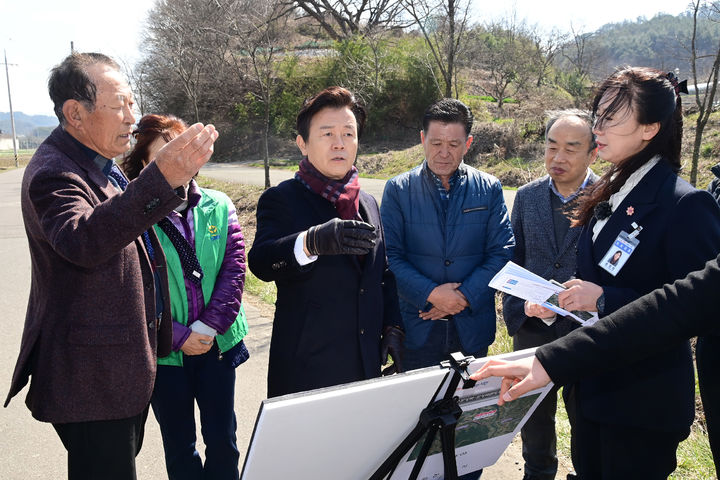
left=407, top=393, right=541, bottom=460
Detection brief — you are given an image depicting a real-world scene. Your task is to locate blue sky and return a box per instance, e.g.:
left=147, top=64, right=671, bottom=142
left=0, top=0, right=690, bottom=117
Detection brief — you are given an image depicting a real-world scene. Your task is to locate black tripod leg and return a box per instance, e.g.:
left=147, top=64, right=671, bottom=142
left=369, top=421, right=428, bottom=480
left=409, top=427, right=438, bottom=480
left=440, top=423, right=458, bottom=480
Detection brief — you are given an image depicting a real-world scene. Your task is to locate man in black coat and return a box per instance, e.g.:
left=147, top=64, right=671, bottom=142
left=248, top=87, right=404, bottom=397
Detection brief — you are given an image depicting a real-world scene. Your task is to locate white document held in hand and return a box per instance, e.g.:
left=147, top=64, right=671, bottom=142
left=489, top=261, right=599, bottom=326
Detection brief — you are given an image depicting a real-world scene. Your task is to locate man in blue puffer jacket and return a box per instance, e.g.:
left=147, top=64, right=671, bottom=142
left=381, top=98, right=514, bottom=372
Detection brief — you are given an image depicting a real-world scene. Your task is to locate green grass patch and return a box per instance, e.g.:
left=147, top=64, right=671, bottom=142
left=247, top=158, right=297, bottom=169
left=670, top=426, right=716, bottom=479
left=701, top=143, right=714, bottom=158
left=493, top=117, right=514, bottom=125
left=556, top=392, right=573, bottom=462
left=244, top=270, right=277, bottom=305
left=356, top=144, right=424, bottom=179
left=489, top=294, right=513, bottom=356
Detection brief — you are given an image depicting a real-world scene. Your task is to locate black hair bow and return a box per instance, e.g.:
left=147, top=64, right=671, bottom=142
left=666, top=72, right=689, bottom=96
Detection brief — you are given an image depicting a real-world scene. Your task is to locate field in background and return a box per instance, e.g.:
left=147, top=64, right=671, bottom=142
left=0, top=150, right=33, bottom=170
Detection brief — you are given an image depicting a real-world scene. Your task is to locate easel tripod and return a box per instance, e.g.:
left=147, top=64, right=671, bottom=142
left=370, top=352, right=477, bottom=480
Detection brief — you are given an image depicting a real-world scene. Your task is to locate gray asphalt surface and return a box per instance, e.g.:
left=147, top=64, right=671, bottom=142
left=0, top=167, right=269, bottom=479
left=0, top=164, right=537, bottom=479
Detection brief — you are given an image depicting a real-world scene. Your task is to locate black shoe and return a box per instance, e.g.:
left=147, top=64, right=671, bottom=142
left=566, top=473, right=578, bottom=480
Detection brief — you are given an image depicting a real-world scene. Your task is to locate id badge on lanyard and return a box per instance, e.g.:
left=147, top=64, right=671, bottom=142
left=599, top=222, right=642, bottom=276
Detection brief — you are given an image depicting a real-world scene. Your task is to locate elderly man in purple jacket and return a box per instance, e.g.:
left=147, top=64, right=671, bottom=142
left=4, top=52, right=218, bottom=480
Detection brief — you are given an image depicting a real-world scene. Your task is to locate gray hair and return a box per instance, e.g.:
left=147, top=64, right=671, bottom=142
left=48, top=52, right=120, bottom=126
left=544, top=109, right=596, bottom=151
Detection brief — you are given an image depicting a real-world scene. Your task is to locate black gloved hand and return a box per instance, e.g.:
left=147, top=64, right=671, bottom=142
left=306, top=218, right=376, bottom=256
left=381, top=325, right=405, bottom=375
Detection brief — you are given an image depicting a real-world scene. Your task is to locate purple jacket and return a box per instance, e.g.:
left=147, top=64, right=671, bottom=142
left=5, top=126, right=178, bottom=423
left=168, top=180, right=246, bottom=350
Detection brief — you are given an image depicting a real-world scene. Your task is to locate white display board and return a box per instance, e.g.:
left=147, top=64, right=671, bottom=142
left=241, top=349, right=551, bottom=480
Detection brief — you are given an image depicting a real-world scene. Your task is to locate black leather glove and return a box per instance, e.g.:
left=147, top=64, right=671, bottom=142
left=305, top=218, right=376, bottom=256
left=381, top=325, right=405, bottom=375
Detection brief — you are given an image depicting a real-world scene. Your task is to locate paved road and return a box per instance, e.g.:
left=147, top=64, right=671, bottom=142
left=0, top=165, right=540, bottom=479
left=200, top=162, right=517, bottom=213
left=0, top=167, right=270, bottom=479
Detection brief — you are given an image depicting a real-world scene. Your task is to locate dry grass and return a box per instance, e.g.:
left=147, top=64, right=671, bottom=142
left=0, top=150, right=33, bottom=170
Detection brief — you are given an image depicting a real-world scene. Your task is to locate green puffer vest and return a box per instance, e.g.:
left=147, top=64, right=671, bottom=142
left=156, top=187, right=248, bottom=366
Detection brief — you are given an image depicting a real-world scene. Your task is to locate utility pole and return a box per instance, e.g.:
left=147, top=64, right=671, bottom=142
left=3, top=49, right=18, bottom=168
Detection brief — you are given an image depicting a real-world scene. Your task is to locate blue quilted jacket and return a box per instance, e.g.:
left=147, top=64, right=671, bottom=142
left=381, top=162, right=514, bottom=352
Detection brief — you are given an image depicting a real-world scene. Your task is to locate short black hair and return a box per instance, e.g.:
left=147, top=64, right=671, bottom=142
left=296, top=86, right=367, bottom=141
left=48, top=52, right=120, bottom=125
left=422, top=98, right=473, bottom=136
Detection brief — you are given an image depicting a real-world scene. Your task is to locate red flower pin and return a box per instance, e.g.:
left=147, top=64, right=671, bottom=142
left=626, top=206, right=634, bottom=216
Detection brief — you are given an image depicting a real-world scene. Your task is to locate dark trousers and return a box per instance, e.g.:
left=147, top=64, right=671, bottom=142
left=404, top=319, right=488, bottom=480
left=404, top=319, right=489, bottom=371
left=696, top=335, right=720, bottom=478
left=568, top=395, right=688, bottom=480
left=513, top=318, right=567, bottom=480
left=53, top=407, right=149, bottom=480
left=151, top=343, right=240, bottom=480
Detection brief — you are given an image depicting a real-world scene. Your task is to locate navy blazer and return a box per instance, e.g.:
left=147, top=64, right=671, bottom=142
left=248, top=178, right=402, bottom=397
left=573, top=160, right=720, bottom=432
left=537, top=252, right=720, bottom=384
left=5, top=127, right=177, bottom=423
left=503, top=172, right=598, bottom=336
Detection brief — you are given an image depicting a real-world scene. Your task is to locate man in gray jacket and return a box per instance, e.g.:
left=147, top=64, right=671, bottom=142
left=502, top=109, right=597, bottom=480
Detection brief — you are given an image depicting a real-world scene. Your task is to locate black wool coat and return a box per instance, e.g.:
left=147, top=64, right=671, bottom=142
left=248, top=178, right=402, bottom=397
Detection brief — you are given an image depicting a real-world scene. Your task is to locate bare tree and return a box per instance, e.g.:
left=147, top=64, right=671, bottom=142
left=401, top=0, right=472, bottom=98
left=530, top=28, right=567, bottom=88
left=466, top=18, right=537, bottom=111
left=558, top=26, right=598, bottom=106
left=331, top=29, right=396, bottom=110
left=283, top=0, right=408, bottom=40
left=119, top=57, right=150, bottom=117
left=688, top=0, right=720, bottom=185
left=145, top=0, right=230, bottom=123
left=217, top=0, right=293, bottom=187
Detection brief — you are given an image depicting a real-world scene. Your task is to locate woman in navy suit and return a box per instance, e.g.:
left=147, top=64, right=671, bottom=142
left=554, top=67, right=720, bottom=479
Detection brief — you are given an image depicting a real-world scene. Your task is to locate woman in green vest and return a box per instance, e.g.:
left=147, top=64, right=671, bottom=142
left=122, top=114, right=249, bottom=480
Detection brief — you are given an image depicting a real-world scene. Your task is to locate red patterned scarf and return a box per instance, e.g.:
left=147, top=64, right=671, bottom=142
left=295, top=156, right=361, bottom=220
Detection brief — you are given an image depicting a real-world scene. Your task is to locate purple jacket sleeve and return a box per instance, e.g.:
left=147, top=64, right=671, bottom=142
left=172, top=322, right=192, bottom=351
left=196, top=201, right=245, bottom=334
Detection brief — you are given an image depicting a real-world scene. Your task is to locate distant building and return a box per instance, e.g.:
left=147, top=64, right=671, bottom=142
left=0, top=134, right=16, bottom=151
